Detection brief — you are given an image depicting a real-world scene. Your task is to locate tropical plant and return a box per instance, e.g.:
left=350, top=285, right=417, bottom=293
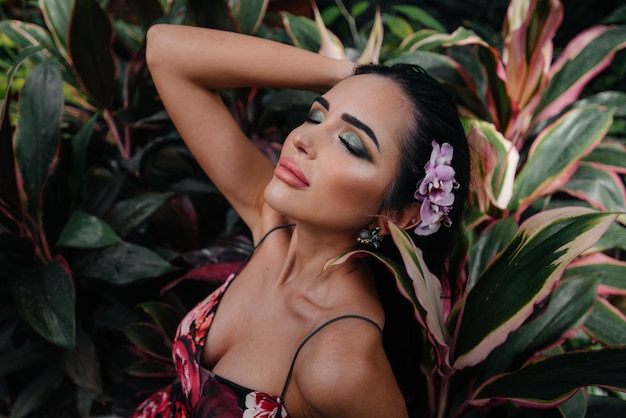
left=1, top=0, right=625, bottom=417
left=0, top=0, right=273, bottom=416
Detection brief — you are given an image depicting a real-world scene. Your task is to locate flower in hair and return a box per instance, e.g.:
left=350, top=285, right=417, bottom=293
left=413, top=141, right=459, bottom=236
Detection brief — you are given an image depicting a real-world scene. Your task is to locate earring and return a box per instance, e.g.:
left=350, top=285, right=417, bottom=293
left=357, top=226, right=384, bottom=249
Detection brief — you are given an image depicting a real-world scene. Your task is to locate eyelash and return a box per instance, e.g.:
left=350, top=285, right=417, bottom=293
left=304, top=110, right=369, bottom=159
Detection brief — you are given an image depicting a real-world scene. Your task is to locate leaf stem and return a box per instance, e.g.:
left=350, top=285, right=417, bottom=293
left=103, top=109, right=128, bottom=159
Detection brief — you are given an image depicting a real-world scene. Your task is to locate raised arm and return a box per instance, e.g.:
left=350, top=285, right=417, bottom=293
left=145, top=25, right=354, bottom=237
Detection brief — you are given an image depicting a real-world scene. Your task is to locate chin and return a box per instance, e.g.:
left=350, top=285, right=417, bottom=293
left=263, top=180, right=296, bottom=215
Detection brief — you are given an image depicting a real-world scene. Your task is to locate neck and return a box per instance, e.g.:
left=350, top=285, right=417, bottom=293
left=276, top=222, right=362, bottom=286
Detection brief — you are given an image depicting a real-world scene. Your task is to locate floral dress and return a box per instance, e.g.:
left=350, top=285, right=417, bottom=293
left=130, top=274, right=289, bottom=418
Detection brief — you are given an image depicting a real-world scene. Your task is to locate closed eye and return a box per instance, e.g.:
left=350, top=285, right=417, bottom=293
left=306, top=109, right=324, bottom=124
left=340, top=132, right=372, bottom=161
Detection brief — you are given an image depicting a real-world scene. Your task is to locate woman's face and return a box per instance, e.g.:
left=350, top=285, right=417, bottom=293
left=264, top=74, right=413, bottom=236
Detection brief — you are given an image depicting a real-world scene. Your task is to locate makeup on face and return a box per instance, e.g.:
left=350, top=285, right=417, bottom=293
left=307, top=96, right=378, bottom=161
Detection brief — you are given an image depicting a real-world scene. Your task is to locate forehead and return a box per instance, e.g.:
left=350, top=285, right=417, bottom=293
left=323, top=74, right=413, bottom=145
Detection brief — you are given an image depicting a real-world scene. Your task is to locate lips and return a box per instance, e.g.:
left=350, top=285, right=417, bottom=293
left=274, top=157, right=309, bottom=188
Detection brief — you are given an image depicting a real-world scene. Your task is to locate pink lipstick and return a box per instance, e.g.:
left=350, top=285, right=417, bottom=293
left=274, top=157, right=309, bottom=188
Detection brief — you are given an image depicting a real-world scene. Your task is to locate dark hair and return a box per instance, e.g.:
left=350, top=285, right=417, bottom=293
left=353, top=63, right=470, bottom=417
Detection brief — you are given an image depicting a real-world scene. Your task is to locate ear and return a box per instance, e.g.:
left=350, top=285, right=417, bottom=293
left=377, top=202, right=421, bottom=235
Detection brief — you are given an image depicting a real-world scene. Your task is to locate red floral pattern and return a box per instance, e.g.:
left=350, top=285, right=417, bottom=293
left=130, top=274, right=289, bottom=417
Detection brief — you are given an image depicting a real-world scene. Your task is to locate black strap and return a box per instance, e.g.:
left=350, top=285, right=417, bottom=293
left=279, top=314, right=382, bottom=400
left=232, top=223, right=295, bottom=276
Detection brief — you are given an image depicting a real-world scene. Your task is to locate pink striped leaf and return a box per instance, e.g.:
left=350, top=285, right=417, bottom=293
left=479, top=275, right=599, bottom=379
left=583, top=138, right=626, bottom=174
left=468, top=120, right=518, bottom=210
left=470, top=347, right=626, bottom=408
left=324, top=224, right=452, bottom=370
left=534, top=25, right=626, bottom=123
left=502, top=0, right=562, bottom=110
left=508, top=105, right=613, bottom=214
left=561, top=162, right=626, bottom=212
left=451, top=207, right=617, bottom=369
left=584, top=298, right=626, bottom=345
left=39, top=0, right=73, bottom=61
left=565, top=253, right=626, bottom=296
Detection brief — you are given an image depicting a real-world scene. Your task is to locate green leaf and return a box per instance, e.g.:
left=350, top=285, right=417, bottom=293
left=106, top=192, right=171, bottom=237
left=228, top=0, right=268, bottom=35
left=558, top=389, right=586, bottom=418
left=122, top=322, right=171, bottom=359
left=281, top=12, right=320, bottom=52
left=137, top=301, right=181, bottom=340
left=124, top=358, right=175, bottom=378
left=61, top=331, right=102, bottom=398
left=1, top=73, right=18, bottom=211
left=482, top=275, right=599, bottom=378
left=350, top=1, right=368, bottom=18
left=472, top=347, right=626, bottom=407
left=468, top=218, right=517, bottom=289
left=9, top=261, right=76, bottom=349
left=382, top=14, right=414, bottom=40
left=467, top=120, right=519, bottom=213
left=388, top=223, right=450, bottom=350
left=584, top=299, right=626, bottom=345
left=111, top=20, right=145, bottom=53
left=392, top=4, right=446, bottom=32
left=57, top=211, right=121, bottom=248
left=386, top=50, right=469, bottom=88
left=0, top=341, right=54, bottom=376
left=70, top=113, right=97, bottom=179
left=9, top=365, right=64, bottom=418
left=68, top=0, right=116, bottom=109
left=536, top=26, right=626, bottom=121
left=576, top=91, right=626, bottom=118
left=587, top=395, right=626, bottom=417
left=14, top=57, right=64, bottom=219
left=125, top=0, right=164, bottom=28
left=40, top=0, right=74, bottom=60
left=79, top=168, right=126, bottom=217
left=584, top=139, right=626, bottom=171
left=593, top=222, right=626, bottom=253
left=562, top=163, right=626, bottom=212
left=565, top=253, right=626, bottom=293
left=509, top=105, right=614, bottom=213
left=0, top=20, right=55, bottom=51
left=452, top=207, right=617, bottom=369
left=74, top=242, right=174, bottom=284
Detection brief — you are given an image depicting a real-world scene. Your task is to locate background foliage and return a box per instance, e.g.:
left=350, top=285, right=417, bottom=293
left=1, top=0, right=625, bottom=417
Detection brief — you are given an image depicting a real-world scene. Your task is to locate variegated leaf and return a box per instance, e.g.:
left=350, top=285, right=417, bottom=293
left=469, top=120, right=519, bottom=210
left=508, top=105, right=614, bottom=214
left=357, top=6, right=383, bottom=65
left=565, top=253, right=626, bottom=296
left=452, top=207, right=617, bottom=369
left=561, top=162, right=626, bottom=212
left=311, top=1, right=345, bottom=60
left=471, top=347, right=626, bottom=407
left=535, top=25, right=626, bottom=123
left=584, top=298, right=626, bottom=345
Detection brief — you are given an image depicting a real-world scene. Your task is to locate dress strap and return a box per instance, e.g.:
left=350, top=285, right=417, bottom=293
left=279, top=314, right=382, bottom=400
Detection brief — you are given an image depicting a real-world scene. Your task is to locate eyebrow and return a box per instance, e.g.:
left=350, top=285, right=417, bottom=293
left=312, top=96, right=380, bottom=151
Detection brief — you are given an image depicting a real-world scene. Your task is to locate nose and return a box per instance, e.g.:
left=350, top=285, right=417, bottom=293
left=291, top=129, right=316, bottom=159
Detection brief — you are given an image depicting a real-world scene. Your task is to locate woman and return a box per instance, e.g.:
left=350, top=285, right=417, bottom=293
left=135, top=23, right=469, bottom=418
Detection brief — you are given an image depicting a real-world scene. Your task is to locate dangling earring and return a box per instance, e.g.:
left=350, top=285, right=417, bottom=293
left=357, top=226, right=383, bottom=249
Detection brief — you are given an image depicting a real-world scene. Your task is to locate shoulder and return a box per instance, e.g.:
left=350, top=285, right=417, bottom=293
left=290, top=317, right=408, bottom=418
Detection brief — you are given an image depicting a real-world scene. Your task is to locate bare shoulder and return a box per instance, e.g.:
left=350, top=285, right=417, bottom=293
left=289, top=317, right=408, bottom=418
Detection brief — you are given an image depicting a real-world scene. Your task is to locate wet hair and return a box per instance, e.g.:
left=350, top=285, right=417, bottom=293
left=352, top=63, right=470, bottom=417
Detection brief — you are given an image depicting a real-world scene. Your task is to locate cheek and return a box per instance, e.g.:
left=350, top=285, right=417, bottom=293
left=324, top=169, right=389, bottom=216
